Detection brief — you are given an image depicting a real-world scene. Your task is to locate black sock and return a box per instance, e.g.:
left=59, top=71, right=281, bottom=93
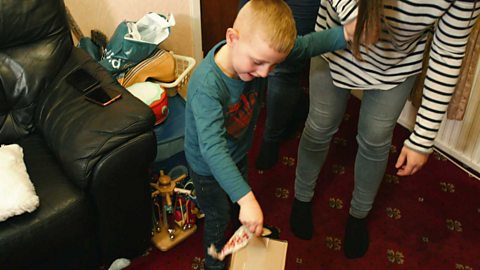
left=343, top=214, right=369, bottom=259
left=289, top=198, right=313, bottom=240
left=262, top=225, right=280, bottom=239
left=255, top=140, right=279, bottom=170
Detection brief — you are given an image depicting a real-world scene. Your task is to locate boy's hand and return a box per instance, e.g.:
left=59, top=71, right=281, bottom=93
left=343, top=18, right=357, bottom=42
left=237, top=191, right=264, bottom=236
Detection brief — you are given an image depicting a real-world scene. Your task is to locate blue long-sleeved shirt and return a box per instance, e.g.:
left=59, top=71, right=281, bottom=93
left=185, top=26, right=346, bottom=203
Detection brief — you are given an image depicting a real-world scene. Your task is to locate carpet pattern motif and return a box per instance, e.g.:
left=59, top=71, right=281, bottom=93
left=127, top=96, right=480, bottom=270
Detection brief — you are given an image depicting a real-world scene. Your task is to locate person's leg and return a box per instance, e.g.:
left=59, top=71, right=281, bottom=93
left=344, top=75, right=417, bottom=259
left=191, top=171, right=232, bottom=270
left=255, top=0, right=320, bottom=170
left=264, top=0, right=320, bottom=142
left=238, top=0, right=248, bottom=9
left=286, top=0, right=320, bottom=35
left=290, top=56, right=350, bottom=239
left=256, top=70, right=303, bottom=169
left=295, top=56, right=350, bottom=202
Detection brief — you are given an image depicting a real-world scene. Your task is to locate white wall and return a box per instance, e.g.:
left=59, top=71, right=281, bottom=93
left=64, top=0, right=203, bottom=62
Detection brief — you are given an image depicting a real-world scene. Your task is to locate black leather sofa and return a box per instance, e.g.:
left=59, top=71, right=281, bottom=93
left=0, top=0, right=156, bottom=269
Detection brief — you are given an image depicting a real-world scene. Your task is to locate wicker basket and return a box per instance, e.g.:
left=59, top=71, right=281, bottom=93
left=158, top=54, right=196, bottom=99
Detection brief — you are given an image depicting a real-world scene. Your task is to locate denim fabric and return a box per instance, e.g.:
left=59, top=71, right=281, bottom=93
left=238, top=0, right=320, bottom=143
left=265, top=0, right=320, bottom=143
left=295, top=56, right=416, bottom=219
left=191, top=158, right=247, bottom=270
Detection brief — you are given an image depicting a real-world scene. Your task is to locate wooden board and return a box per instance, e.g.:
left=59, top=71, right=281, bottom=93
left=152, top=224, right=197, bottom=252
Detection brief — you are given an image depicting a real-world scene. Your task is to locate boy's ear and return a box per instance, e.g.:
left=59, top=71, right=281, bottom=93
left=226, top=28, right=240, bottom=46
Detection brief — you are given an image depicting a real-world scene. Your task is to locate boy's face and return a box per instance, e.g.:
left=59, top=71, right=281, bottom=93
left=228, top=29, right=288, bottom=82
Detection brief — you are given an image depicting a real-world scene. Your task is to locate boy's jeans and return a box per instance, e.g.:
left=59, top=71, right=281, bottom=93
left=190, top=158, right=247, bottom=270
left=295, top=56, right=416, bottom=219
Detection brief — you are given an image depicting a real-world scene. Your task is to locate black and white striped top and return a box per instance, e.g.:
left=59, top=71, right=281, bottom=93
left=316, top=0, right=480, bottom=153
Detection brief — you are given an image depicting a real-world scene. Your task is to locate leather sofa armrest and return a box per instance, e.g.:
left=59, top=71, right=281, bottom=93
left=36, top=48, right=157, bottom=262
left=35, top=48, right=156, bottom=188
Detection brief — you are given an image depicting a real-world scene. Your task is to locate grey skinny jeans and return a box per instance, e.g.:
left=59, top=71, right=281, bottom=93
left=295, top=56, right=416, bottom=219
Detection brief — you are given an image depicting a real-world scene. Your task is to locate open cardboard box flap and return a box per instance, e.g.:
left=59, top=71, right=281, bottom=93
left=229, top=236, right=288, bottom=270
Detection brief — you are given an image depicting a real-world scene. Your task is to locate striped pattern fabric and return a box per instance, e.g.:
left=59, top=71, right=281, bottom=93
left=316, top=0, right=480, bottom=153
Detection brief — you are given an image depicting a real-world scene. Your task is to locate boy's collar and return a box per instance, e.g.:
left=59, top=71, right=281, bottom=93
left=214, top=42, right=238, bottom=79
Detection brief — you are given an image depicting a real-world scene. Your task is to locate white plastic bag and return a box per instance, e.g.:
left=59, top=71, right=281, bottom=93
left=125, top=13, right=176, bottom=45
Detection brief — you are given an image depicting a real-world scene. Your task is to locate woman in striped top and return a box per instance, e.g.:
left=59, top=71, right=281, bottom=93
left=290, top=0, right=479, bottom=259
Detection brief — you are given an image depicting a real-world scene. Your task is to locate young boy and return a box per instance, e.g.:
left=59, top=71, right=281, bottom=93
left=185, top=0, right=353, bottom=269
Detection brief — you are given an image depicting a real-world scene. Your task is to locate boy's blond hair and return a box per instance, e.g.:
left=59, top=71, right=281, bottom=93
left=234, top=0, right=297, bottom=54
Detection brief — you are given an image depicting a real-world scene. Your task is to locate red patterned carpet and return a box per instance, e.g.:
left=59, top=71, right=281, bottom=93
left=127, top=95, right=480, bottom=270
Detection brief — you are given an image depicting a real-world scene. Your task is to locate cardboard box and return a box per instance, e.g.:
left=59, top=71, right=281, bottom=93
left=229, top=237, right=288, bottom=270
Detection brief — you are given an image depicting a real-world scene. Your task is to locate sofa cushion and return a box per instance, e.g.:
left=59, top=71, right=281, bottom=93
left=0, top=0, right=72, bottom=143
left=0, top=144, right=39, bottom=221
left=0, top=134, right=96, bottom=268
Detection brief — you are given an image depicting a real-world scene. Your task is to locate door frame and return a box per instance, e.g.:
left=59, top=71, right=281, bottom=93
left=190, top=0, right=203, bottom=63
